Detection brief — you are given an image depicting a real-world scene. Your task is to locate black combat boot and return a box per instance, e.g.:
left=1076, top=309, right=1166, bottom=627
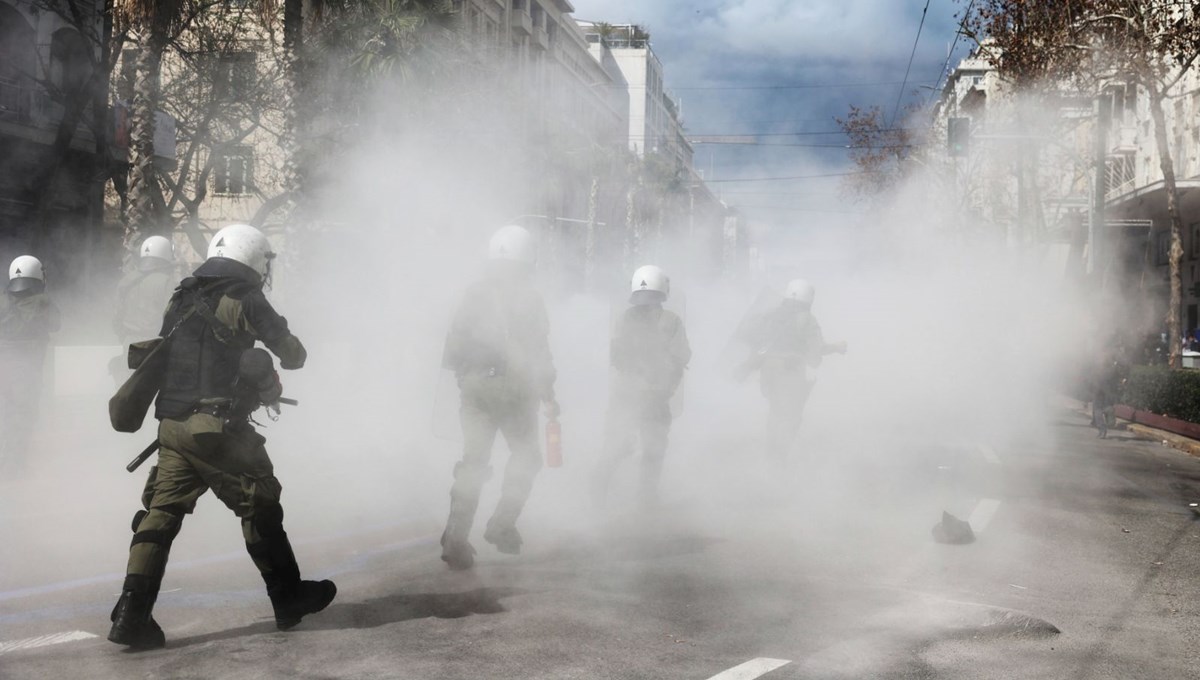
left=269, top=579, right=338, bottom=630
left=483, top=501, right=524, bottom=555
left=441, top=503, right=478, bottom=570
left=441, top=463, right=488, bottom=570
left=108, top=575, right=165, bottom=650
left=254, top=530, right=337, bottom=630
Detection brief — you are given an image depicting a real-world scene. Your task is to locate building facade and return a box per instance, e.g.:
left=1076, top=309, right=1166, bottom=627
left=0, top=0, right=110, bottom=296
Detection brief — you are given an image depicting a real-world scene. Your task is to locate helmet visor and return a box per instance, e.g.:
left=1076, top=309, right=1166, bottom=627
left=7, top=277, right=44, bottom=294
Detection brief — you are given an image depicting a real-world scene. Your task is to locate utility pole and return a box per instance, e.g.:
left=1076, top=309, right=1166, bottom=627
left=1091, top=93, right=1111, bottom=279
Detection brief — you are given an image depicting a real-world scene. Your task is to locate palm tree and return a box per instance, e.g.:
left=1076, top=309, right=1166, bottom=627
left=113, top=0, right=187, bottom=245
left=116, top=1, right=287, bottom=245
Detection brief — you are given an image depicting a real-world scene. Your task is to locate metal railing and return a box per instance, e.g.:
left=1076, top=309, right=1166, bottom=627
left=0, top=79, right=32, bottom=122
left=1106, top=152, right=1137, bottom=200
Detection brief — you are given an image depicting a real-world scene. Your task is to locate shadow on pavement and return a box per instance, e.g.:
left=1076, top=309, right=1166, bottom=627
left=168, top=587, right=524, bottom=648
left=530, top=533, right=722, bottom=565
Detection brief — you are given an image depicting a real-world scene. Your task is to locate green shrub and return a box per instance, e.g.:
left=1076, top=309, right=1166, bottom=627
left=1121, top=366, right=1200, bottom=423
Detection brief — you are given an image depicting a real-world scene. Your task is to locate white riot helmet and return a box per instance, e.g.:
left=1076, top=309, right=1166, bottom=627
left=784, top=278, right=815, bottom=306
left=630, top=264, right=669, bottom=305
left=8, top=255, right=45, bottom=294
left=207, top=223, right=275, bottom=282
left=140, top=235, right=174, bottom=263
left=488, top=225, right=537, bottom=266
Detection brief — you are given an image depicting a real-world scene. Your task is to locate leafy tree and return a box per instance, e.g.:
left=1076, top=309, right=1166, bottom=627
left=835, top=104, right=918, bottom=200
left=964, top=0, right=1200, bottom=368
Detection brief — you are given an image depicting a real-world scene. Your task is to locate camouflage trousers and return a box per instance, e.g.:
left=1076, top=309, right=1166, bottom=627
left=593, top=392, right=672, bottom=503
left=446, top=374, right=543, bottom=536
left=124, top=413, right=297, bottom=595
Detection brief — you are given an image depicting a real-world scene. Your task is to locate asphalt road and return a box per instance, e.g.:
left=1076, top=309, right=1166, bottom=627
left=4, top=403, right=1200, bottom=679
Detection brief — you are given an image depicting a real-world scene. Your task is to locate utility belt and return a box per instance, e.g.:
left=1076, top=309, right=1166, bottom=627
left=192, top=402, right=232, bottom=418
left=762, top=354, right=807, bottom=371
left=189, top=398, right=251, bottom=428
left=463, top=363, right=508, bottom=378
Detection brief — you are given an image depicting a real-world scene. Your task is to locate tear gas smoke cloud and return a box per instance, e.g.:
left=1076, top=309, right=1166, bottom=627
left=1, top=8, right=1095, bottom=663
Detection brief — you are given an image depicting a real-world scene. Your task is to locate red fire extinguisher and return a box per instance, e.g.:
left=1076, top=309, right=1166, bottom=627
left=545, top=418, right=562, bottom=468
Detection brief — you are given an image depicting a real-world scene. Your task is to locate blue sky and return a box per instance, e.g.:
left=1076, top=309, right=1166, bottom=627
left=569, top=0, right=970, bottom=224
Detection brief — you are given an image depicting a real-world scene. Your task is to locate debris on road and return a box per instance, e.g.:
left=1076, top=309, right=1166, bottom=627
left=932, top=511, right=975, bottom=544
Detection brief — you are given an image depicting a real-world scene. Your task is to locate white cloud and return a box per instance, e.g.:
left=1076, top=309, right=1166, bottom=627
left=570, top=0, right=951, bottom=63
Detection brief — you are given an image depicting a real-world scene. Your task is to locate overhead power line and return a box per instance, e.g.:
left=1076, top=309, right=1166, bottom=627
left=670, top=80, right=935, bottom=92
left=689, top=127, right=928, bottom=138
left=891, top=0, right=932, bottom=125
left=692, top=140, right=917, bottom=149
left=928, top=0, right=975, bottom=106
left=707, top=171, right=869, bottom=183
left=731, top=205, right=866, bottom=215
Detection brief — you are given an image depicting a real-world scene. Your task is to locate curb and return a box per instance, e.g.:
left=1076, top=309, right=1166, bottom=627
left=1125, top=423, right=1200, bottom=459
left=1067, top=398, right=1200, bottom=459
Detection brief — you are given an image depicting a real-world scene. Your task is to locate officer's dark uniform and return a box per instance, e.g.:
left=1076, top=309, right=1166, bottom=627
left=594, top=302, right=690, bottom=506
left=439, top=264, right=556, bottom=569
left=751, top=302, right=828, bottom=459
left=0, top=277, right=60, bottom=473
left=109, top=257, right=334, bottom=649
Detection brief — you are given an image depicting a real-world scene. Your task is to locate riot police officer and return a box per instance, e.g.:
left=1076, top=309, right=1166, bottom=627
left=740, top=279, right=845, bottom=460
left=0, top=255, right=60, bottom=473
left=114, top=235, right=178, bottom=343
left=439, top=225, right=559, bottom=570
left=592, top=265, right=691, bottom=508
left=108, top=224, right=335, bottom=649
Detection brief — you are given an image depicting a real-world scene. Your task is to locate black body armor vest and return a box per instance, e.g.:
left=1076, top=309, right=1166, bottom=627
left=154, top=277, right=256, bottom=419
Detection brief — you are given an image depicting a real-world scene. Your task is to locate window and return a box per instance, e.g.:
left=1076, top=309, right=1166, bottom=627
left=213, top=146, right=254, bottom=195
left=213, top=52, right=256, bottom=99
left=1156, top=230, right=1171, bottom=266
left=49, top=29, right=93, bottom=98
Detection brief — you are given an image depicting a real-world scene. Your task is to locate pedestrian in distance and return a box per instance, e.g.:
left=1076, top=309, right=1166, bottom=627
left=1091, top=338, right=1128, bottom=439
left=592, top=264, right=691, bottom=509
left=108, top=224, right=335, bottom=650
left=0, top=255, right=60, bottom=475
left=439, top=225, right=559, bottom=570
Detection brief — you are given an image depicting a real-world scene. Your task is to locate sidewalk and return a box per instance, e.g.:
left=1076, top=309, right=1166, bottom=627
left=1067, top=397, right=1200, bottom=458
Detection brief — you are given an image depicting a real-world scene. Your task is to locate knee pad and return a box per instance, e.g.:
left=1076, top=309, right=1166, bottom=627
left=130, top=510, right=148, bottom=534
left=130, top=509, right=182, bottom=548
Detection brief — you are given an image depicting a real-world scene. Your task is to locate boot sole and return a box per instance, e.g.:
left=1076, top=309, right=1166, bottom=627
left=107, top=626, right=165, bottom=650
left=275, top=582, right=337, bottom=631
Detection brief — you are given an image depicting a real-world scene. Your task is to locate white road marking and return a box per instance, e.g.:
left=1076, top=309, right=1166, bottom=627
left=969, top=498, right=1003, bottom=533
left=0, top=630, right=98, bottom=656
left=706, top=657, right=792, bottom=680
left=978, top=444, right=1001, bottom=465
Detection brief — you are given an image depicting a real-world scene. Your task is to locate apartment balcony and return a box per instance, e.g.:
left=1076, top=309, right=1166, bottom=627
left=1105, top=152, right=1137, bottom=201
left=1110, top=125, right=1137, bottom=154
left=0, top=80, right=97, bottom=150
left=510, top=10, right=532, bottom=35
left=533, top=26, right=548, bottom=50
left=0, top=80, right=33, bottom=123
